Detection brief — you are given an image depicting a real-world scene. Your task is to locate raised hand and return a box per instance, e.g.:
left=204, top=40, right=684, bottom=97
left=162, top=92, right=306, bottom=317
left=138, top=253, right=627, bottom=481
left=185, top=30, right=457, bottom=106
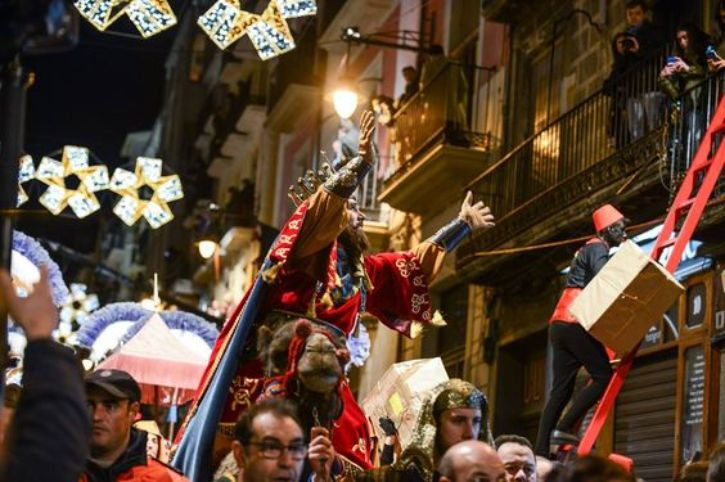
left=459, top=191, right=495, bottom=231
left=357, top=110, right=377, bottom=165
left=0, top=266, right=58, bottom=341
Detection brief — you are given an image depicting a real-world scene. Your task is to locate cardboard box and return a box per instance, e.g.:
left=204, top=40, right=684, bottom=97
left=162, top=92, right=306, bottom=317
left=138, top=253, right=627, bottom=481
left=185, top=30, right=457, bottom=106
left=360, top=358, right=448, bottom=449
left=570, top=240, right=684, bottom=355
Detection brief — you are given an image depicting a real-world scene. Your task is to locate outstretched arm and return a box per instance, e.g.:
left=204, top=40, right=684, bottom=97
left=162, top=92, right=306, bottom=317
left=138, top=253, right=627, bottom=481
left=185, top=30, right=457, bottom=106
left=363, top=192, right=495, bottom=336
left=413, top=191, right=495, bottom=280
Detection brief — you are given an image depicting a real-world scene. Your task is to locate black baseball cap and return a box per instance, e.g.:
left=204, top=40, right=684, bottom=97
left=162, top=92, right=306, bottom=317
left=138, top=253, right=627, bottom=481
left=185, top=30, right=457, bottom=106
left=85, top=369, right=141, bottom=402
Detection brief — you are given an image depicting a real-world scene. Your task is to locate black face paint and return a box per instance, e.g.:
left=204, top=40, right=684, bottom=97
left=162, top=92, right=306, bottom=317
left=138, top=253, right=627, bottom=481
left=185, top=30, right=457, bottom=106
left=605, top=223, right=627, bottom=246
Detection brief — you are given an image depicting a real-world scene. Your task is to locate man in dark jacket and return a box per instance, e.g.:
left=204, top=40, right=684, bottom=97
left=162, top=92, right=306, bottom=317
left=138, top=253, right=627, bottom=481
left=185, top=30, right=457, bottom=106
left=534, top=205, right=629, bottom=457
left=0, top=266, right=90, bottom=482
left=81, top=369, right=188, bottom=481
left=624, top=0, right=662, bottom=55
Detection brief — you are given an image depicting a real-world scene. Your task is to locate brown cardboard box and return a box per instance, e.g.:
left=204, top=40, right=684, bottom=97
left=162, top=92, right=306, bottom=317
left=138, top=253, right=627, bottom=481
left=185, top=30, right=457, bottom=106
left=570, top=240, right=684, bottom=356
left=360, top=358, right=448, bottom=449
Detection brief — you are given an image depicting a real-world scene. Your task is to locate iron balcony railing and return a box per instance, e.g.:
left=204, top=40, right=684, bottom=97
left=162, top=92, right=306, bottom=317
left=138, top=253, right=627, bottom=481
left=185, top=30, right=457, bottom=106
left=388, top=60, right=500, bottom=184
left=667, top=70, right=725, bottom=198
left=465, top=44, right=679, bottom=224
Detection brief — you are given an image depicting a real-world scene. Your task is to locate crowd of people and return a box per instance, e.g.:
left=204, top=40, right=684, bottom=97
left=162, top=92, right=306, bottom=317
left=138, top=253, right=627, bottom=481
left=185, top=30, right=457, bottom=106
left=604, top=0, right=725, bottom=152
left=0, top=268, right=723, bottom=482
left=3, top=5, right=725, bottom=480
left=0, top=112, right=721, bottom=482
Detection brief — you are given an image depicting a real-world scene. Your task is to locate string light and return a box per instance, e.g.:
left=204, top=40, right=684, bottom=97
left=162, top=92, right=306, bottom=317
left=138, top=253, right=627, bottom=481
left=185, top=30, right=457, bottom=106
left=109, top=157, right=184, bottom=229
left=34, top=146, right=110, bottom=218
left=17, top=155, right=35, bottom=207
left=74, top=0, right=177, bottom=38
left=198, top=0, right=316, bottom=58
left=276, top=0, right=317, bottom=18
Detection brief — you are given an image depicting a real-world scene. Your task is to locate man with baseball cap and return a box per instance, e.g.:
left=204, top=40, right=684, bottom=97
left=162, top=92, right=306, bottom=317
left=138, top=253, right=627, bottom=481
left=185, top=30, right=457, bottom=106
left=81, top=368, right=189, bottom=481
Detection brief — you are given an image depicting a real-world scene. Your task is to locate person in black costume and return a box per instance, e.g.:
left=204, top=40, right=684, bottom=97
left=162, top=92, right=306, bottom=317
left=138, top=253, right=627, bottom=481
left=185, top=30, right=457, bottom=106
left=534, top=204, right=629, bottom=457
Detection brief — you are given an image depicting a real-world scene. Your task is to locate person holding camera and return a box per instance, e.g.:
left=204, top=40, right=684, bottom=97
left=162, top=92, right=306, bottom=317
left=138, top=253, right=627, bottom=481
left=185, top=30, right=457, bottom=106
left=604, top=33, right=643, bottom=147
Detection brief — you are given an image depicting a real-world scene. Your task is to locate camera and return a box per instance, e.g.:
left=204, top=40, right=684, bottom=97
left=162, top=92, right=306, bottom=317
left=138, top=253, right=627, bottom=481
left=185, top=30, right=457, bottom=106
left=621, top=38, right=635, bottom=50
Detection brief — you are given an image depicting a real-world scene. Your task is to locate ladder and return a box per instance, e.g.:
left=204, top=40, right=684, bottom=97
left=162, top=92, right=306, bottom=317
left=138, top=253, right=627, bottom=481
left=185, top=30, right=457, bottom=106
left=577, top=93, right=725, bottom=456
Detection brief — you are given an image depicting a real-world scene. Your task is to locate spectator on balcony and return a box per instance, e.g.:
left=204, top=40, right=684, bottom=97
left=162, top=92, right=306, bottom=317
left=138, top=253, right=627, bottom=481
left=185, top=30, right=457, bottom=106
left=624, top=0, right=662, bottom=55
left=419, top=45, right=469, bottom=133
left=604, top=33, right=643, bottom=147
left=660, top=23, right=709, bottom=161
left=419, top=45, right=446, bottom=90
left=659, top=23, right=709, bottom=99
left=396, top=66, right=419, bottom=108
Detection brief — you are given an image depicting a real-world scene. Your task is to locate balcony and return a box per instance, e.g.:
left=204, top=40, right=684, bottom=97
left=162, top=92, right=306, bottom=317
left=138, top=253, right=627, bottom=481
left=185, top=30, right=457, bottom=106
left=379, top=61, right=500, bottom=215
left=456, top=48, right=725, bottom=287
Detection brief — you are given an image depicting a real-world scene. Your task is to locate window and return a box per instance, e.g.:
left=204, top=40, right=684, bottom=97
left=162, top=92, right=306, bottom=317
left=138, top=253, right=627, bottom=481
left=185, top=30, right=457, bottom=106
left=686, top=283, right=706, bottom=328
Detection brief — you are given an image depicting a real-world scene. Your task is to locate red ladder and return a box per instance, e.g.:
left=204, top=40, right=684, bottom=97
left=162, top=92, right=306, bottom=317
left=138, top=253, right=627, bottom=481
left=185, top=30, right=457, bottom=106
left=577, top=93, right=725, bottom=455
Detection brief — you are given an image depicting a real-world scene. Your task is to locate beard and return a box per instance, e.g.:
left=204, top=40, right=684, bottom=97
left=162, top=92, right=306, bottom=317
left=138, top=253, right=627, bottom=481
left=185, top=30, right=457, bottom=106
left=338, top=225, right=370, bottom=269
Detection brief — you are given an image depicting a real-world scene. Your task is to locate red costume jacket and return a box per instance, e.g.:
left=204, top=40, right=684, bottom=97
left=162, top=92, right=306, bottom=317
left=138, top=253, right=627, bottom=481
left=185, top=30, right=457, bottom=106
left=186, top=188, right=446, bottom=471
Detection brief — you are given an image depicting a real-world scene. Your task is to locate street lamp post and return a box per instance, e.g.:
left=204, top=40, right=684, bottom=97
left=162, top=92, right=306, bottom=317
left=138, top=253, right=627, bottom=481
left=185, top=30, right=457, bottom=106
left=0, top=60, right=29, bottom=399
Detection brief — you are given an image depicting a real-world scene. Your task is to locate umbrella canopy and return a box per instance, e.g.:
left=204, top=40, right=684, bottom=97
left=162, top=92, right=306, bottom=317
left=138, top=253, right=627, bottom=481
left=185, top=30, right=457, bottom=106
left=99, top=313, right=207, bottom=391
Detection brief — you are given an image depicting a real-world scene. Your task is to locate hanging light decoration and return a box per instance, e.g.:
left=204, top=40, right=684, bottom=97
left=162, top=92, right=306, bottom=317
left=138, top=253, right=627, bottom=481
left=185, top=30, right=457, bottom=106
left=59, top=283, right=101, bottom=336
left=198, top=0, right=316, bottom=58
left=35, top=145, right=110, bottom=218
left=109, top=157, right=184, bottom=229
left=276, top=0, right=317, bottom=18
left=74, top=0, right=177, bottom=38
left=17, top=154, right=35, bottom=207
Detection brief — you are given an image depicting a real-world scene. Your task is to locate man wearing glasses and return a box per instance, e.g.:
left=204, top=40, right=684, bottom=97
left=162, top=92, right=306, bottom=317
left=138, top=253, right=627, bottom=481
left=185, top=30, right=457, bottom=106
left=216, top=399, right=334, bottom=482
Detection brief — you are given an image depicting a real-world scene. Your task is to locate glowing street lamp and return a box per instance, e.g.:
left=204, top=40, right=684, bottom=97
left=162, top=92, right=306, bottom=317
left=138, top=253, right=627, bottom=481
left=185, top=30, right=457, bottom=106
left=332, top=79, right=359, bottom=119
left=198, top=239, right=218, bottom=259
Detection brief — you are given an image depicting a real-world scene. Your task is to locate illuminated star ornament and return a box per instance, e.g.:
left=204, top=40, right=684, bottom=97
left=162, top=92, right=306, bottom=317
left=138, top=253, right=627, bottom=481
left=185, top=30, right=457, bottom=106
left=74, top=0, right=177, bottom=38
left=60, top=283, right=101, bottom=335
left=109, top=157, right=184, bottom=229
left=198, top=0, right=316, bottom=58
left=35, top=146, right=110, bottom=218
left=17, top=155, right=35, bottom=207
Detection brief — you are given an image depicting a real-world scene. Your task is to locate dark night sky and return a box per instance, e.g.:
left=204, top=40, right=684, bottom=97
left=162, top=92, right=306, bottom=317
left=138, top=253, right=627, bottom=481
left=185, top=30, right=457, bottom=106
left=18, top=8, right=178, bottom=251
left=24, top=17, right=176, bottom=166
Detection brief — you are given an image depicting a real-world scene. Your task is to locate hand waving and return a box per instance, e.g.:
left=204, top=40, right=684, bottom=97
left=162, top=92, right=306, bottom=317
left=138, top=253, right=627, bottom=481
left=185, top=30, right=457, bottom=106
left=458, top=191, right=495, bottom=231
left=357, top=110, right=376, bottom=166
left=0, top=266, right=58, bottom=341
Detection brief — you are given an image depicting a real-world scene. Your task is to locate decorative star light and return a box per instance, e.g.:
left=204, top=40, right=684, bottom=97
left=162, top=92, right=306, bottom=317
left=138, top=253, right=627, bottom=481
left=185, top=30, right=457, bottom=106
left=74, top=0, right=177, bottom=38
left=198, top=0, right=316, bottom=58
left=17, top=155, right=35, bottom=207
left=109, top=157, right=184, bottom=229
left=276, top=0, right=317, bottom=18
left=35, top=146, right=110, bottom=218
left=60, top=283, right=101, bottom=329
